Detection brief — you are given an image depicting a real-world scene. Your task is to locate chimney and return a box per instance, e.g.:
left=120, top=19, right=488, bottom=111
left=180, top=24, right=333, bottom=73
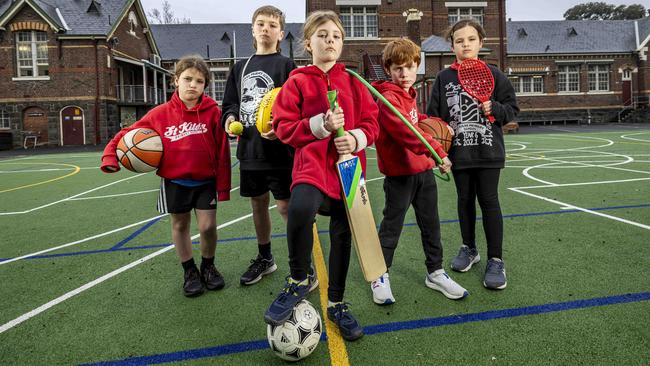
left=403, top=8, right=423, bottom=46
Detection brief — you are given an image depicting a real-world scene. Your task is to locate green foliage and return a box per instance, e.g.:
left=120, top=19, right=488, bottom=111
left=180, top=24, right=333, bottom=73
left=563, top=2, right=647, bottom=20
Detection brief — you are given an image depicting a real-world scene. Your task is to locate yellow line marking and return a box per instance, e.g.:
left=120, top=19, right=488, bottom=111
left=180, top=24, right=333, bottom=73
left=312, top=223, right=350, bottom=366
left=0, top=163, right=80, bottom=193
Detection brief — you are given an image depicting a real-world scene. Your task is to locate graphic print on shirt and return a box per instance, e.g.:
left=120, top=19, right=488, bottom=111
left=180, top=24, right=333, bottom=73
left=164, top=122, right=208, bottom=142
left=240, top=71, right=274, bottom=127
left=444, top=81, right=493, bottom=147
left=408, top=107, right=418, bottom=125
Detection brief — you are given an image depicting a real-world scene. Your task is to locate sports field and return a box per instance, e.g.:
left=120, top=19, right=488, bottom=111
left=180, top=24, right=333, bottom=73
left=1, top=124, right=649, bottom=365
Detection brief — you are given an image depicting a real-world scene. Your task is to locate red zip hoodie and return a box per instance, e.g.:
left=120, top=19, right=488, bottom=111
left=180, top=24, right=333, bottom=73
left=272, top=63, right=379, bottom=200
left=100, top=91, right=231, bottom=201
left=371, top=80, right=447, bottom=177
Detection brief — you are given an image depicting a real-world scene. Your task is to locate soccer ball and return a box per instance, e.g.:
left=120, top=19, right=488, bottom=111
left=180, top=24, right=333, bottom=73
left=267, top=300, right=322, bottom=361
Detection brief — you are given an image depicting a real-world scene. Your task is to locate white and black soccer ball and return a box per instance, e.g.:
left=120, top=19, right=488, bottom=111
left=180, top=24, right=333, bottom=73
left=267, top=299, right=322, bottom=361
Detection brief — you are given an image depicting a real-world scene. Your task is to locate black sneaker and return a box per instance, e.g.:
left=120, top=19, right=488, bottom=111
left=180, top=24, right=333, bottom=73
left=201, top=264, right=225, bottom=291
left=183, top=267, right=205, bottom=297
left=240, top=255, right=278, bottom=285
left=264, top=277, right=310, bottom=325
left=327, top=303, right=364, bottom=341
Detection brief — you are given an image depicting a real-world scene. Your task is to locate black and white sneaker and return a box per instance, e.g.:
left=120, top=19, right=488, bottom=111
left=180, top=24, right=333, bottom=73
left=484, top=258, right=507, bottom=290
left=240, top=255, right=277, bottom=285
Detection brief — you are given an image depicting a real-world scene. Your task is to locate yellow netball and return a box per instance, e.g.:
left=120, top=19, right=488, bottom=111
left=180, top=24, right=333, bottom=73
left=256, top=87, right=281, bottom=134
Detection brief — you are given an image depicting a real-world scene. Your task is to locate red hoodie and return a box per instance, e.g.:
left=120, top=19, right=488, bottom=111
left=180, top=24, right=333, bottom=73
left=272, top=63, right=379, bottom=200
left=101, top=92, right=231, bottom=201
left=371, top=80, right=447, bottom=177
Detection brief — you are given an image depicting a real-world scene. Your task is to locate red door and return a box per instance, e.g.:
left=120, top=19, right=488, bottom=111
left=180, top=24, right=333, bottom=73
left=23, top=107, right=48, bottom=144
left=622, top=80, right=631, bottom=106
left=61, top=106, right=84, bottom=145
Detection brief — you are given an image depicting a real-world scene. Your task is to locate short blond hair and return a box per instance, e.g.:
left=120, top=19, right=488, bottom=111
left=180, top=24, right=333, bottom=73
left=382, top=38, right=421, bottom=70
left=302, top=10, right=345, bottom=54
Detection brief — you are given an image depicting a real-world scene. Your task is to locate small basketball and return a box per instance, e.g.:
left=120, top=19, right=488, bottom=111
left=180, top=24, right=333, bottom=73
left=419, top=117, right=452, bottom=152
left=256, top=87, right=281, bottom=134
left=116, top=128, right=163, bottom=173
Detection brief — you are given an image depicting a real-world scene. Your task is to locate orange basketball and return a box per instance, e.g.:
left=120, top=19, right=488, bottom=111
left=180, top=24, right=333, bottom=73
left=116, top=128, right=163, bottom=173
left=419, top=117, right=452, bottom=152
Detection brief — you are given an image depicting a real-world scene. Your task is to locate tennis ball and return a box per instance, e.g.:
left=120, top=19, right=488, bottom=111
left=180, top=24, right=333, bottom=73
left=229, top=121, right=243, bottom=135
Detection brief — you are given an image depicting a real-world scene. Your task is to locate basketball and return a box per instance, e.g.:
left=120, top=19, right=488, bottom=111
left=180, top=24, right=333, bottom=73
left=419, top=117, right=452, bottom=152
left=116, top=128, right=163, bottom=173
left=256, top=87, right=281, bottom=134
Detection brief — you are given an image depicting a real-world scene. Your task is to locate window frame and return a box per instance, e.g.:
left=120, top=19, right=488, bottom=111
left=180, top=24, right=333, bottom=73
left=509, top=75, right=545, bottom=95
left=207, top=68, right=229, bottom=103
left=0, top=109, right=10, bottom=129
left=448, top=7, right=484, bottom=26
left=587, top=64, right=610, bottom=92
left=14, top=30, right=50, bottom=80
left=557, top=65, right=580, bottom=93
left=340, top=6, right=379, bottom=39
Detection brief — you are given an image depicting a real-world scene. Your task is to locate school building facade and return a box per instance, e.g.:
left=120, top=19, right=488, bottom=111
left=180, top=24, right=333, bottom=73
left=0, top=0, right=168, bottom=150
left=1, top=0, right=649, bottom=150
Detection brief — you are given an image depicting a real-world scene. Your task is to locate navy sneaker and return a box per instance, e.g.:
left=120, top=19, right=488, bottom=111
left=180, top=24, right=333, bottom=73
left=327, top=303, right=364, bottom=341
left=264, top=277, right=310, bottom=325
left=183, top=267, right=205, bottom=297
left=308, top=266, right=319, bottom=293
left=484, top=258, right=507, bottom=290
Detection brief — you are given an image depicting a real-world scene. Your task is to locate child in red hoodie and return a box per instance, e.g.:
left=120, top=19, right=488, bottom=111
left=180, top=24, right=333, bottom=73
left=370, top=39, right=467, bottom=306
left=100, top=55, right=231, bottom=298
left=263, top=10, right=378, bottom=342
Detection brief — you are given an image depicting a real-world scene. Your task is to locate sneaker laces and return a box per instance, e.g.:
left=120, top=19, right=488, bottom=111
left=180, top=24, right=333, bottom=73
left=329, top=302, right=353, bottom=321
left=203, top=264, right=220, bottom=278
left=247, top=257, right=268, bottom=273
left=273, top=277, right=304, bottom=305
left=486, top=260, right=504, bottom=273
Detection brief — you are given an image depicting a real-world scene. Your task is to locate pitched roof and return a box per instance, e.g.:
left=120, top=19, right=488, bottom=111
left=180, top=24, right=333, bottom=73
left=421, top=34, right=490, bottom=54
left=637, top=17, right=650, bottom=48
left=506, top=20, right=638, bottom=54
left=150, top=23, right=307, bottom=60
left=0, top=0, right=131, bottom=35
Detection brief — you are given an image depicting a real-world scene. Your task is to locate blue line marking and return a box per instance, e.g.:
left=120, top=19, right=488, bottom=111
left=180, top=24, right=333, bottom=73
left=111, top=217, right=162, bottom=250
left=80, top=292, right=650, bottom=366
left=1, top=203, right=648, bottom=263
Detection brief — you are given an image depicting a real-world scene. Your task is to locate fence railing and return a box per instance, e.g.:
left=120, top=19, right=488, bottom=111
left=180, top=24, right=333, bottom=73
left=116, top=85, right=165, bottom=104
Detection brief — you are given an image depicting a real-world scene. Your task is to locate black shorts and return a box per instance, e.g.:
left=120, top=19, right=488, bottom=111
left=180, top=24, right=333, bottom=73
left=239, top=169, right=292, bottom=200
left=157, top=179, right=217, bottom=214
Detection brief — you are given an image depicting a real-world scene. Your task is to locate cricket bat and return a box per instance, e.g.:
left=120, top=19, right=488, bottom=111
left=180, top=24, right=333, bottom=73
left=328, top=90, right=387, bottom=282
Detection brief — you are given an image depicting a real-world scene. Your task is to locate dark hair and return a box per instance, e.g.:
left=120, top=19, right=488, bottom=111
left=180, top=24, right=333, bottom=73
left=252, top=5, right=286, bottom=51
left=174, top=55, right=210, bottom=85
left=444, top=19, right=486, bottom=43
left=382, top=38, right=421, bottom=70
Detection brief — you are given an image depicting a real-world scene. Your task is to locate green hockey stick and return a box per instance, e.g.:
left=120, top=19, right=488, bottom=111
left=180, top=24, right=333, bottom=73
left=345, top=68, right=450, bottom=181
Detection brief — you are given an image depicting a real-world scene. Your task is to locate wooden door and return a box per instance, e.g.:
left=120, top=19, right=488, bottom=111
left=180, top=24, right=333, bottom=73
left=60, top=106, right=84, bottom=145
left=23, top=107, right=48, bottom=144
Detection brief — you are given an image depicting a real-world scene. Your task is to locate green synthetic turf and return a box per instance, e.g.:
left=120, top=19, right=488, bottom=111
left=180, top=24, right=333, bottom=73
left=1, top=128, right=649, bottom=365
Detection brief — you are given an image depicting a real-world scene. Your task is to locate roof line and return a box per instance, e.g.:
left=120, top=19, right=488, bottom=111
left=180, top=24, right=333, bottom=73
left=0, top=0, right=62, bottom=31
left=55, top=7, right=69, bottom=31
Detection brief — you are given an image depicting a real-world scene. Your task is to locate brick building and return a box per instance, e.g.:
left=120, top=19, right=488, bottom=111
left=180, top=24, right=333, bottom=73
left=0, top=0, right=168, bottom=149
left=305, top=0, right=650, bottom=123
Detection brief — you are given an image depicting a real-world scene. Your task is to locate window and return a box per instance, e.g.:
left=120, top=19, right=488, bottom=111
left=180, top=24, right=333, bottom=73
left=340, top=6, right=378, bottom=38
left=448, top=8, right=484, bottom=26
left=558, top=65, right=579, bottom=92
left=15, top=31, right=49, bottom=78
left=509, top=75, right=544, bottom=94
left=588, top=64, right=609, bottom=91
left=0, top=109, right=10, bottom=129
left=208, top=70, right=228, bottom=102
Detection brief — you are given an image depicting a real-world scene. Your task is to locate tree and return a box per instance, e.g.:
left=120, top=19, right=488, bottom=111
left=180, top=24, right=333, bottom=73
left=563, top=2, right=646, bottom=20
left=147, top=1, right=191, bottom=24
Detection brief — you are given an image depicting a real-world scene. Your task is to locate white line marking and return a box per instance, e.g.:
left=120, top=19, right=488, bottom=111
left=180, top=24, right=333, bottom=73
left=0, top=206, right=267, bottom=334
left=0, top=167, right=99, bottom=173
left=509, top=187, right=650, bottom=231
left=68, top=189, right=159, bottom=201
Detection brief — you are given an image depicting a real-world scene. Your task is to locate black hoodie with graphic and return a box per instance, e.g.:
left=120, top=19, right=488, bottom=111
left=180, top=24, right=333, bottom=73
left=221, top=52, right=296, bottom=170
left=426, top=64, right=518, bottom=170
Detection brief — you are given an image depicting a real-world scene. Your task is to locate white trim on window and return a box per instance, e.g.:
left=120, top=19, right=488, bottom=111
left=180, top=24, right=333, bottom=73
left=445, top=2, right=487, bottom=7
left=12, top=76, right=50, bottom=81
left=336, top=0, right=380, bottom=5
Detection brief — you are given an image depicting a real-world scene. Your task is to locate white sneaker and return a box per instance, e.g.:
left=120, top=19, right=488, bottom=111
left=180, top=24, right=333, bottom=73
left=425, top=269, right=468, bottom=300
left=371, top=272, right=395, bottom=305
